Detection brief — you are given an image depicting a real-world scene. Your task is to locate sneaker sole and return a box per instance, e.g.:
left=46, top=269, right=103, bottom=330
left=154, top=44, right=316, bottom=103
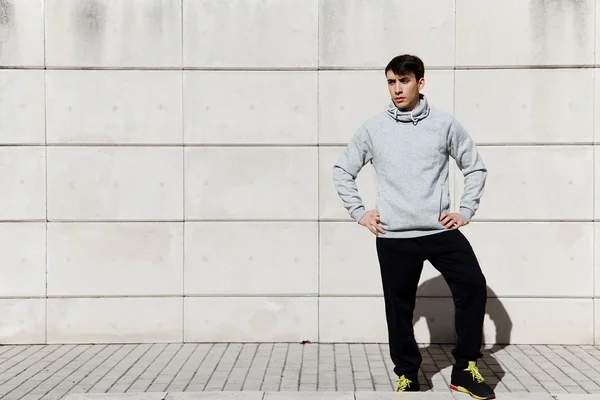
left=450, top=384, right=495, bottom=400
left=396, top=386, right=421, bottom=392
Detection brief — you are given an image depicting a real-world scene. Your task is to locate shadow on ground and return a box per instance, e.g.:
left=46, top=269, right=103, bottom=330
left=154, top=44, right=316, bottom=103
left=413, top=275, right=513, bottom=391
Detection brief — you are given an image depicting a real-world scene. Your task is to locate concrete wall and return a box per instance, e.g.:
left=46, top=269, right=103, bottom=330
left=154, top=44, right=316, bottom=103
left=0, top=0, right=597, bottom=345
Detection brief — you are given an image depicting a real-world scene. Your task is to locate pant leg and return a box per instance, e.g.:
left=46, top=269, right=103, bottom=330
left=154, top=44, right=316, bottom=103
left=423, top=230, right=487, bottom=367
left=376, top=237, right=425, bottom=376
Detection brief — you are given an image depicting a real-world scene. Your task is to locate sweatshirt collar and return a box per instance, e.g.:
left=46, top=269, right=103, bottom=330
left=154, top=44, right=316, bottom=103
left=387, top=94, right=430, bottom=124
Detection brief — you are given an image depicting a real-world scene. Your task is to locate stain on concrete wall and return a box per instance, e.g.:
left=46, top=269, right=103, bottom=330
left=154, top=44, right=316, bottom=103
left=75, top=0, right=106, bottom=38
left=0, top=0, right=13, bottom=26
left=72, top=0, right=108, bottom=65
left=57, top=0, right=180, bottom=66
left=143, top=1, right=179, bottom=43
left=0, top=0, right=14, bottom=61
left=529, top=0, right=589, bottom=65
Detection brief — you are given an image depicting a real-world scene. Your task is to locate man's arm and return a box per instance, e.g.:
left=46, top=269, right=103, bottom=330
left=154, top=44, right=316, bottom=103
left=447, top=119, right=487, bottom=222
left=332, top=125, right=373, bottom=223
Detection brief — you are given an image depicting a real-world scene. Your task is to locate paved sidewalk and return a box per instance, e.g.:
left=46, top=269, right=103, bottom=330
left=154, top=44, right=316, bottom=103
left=1, top=343, right=600, bottom=399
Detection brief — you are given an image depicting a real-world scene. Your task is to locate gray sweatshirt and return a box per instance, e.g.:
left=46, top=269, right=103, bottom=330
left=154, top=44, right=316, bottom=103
left=332, top=94, right=487, bottom=238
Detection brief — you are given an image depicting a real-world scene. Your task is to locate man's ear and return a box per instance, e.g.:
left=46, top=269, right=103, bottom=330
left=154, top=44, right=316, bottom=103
left=418, top=77, right=425, bottom=91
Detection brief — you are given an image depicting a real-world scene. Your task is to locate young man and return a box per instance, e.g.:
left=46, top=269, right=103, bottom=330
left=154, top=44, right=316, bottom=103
left=332, top=55, right=495, bottom=400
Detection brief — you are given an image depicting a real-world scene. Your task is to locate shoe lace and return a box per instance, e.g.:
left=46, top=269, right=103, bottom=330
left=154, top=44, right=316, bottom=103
left=396, top=375, right=413, bottom=391
left=465, top=361, right=485, bottom=383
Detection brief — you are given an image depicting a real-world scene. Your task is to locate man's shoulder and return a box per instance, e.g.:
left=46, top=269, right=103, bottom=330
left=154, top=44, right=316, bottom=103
left=360, top=112, right=389, bottom=133
left=428, top=107, right=455, bottom=123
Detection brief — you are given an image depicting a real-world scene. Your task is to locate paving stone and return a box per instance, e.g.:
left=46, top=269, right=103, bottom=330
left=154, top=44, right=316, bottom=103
left=264, top=393, right=354, bottom=400
left=357, top=394, right=455, bottom=399
left=65, top=394, right=167, bottom=400
left=453, top=394, right=553, bottom=399
left=166, top=393, right=263, bottom=400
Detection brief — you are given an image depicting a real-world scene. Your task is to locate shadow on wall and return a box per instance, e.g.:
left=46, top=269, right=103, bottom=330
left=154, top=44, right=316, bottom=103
left=414, top=275, right=512, bottom=390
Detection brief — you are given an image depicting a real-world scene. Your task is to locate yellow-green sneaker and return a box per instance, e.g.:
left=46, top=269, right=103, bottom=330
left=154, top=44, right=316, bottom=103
left=450, top=361, right=495, bottom=399
left=396, top=374, right=420, bottom=392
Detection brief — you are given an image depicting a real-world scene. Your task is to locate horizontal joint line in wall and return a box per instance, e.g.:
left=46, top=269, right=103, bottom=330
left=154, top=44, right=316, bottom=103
left=44, top=144, right=321, bottom=148
left=185, top=143, right=319, bottom=147
left=0, top=66, right=45, bottom=70
left=319, top=65, right=455, bottom=71
left=2, top=143, right=598, bottom=148
left=191, top=294, right=321, bottom=298
left=45, top=66, right=184, bottom=71
left=5, top=219, right=597, bottom=223
left=30, top=219, right=600, bottom=223
left=27, top=294, right=320, bottom=299
left=415, top=295, right=594, bottom=300
left=40, top=67, right=322, bottom=72
left=5, top=65, right=598, bottom=71
left=321, top=143, right=597, bottom=147
left=47, top=143, right=184, bottom=148
left=47, top=219, right=318, bottom=223
left=320, top=295, right=594, bottom=300
left=320, top=65, right=598, bottom=70
left=454, top=64, right=597, bottom=70
left=47, top=220, right=179, bottom=223
left=183, top=294, right=319, bottom=297
left=470, top=219, right=594, bottom=223
left=5, top=295, right=594, bottom=300
left=0, top=220, right=47, bottom=223
left=186, top=219, right=317, bottom=222
left=22, top=295, right=183, bottom=299
left=321, top=219, right=595, bottom=223
left=0, top=144, right=46, bottom=147
left=184, top=67, right=320, bottom=71
left=478, top=142, right=595, bottom=147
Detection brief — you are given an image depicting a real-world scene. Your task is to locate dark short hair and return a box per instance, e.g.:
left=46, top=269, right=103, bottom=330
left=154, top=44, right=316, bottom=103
left=385, top=55, right=425, bottom=81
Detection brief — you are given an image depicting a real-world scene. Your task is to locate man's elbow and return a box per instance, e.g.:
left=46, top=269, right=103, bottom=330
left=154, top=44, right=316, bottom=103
left=333, top=164, right=356, bottom=180
left=463, top=165, right=487, bottom=178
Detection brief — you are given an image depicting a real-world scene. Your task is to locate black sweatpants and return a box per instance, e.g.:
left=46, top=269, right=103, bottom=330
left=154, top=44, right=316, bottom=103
left=375, top=230, right=487, bottom=377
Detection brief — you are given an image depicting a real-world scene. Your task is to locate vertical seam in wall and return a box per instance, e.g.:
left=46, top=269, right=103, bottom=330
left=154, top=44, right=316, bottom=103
left=43, top=0, right=48, bottom=345
left=594, top=77, right=597, bottom=345
left=180, top=0, right=185, bottom=344
left=453, top=0, right=457, bottom=105
left=593, top=0, right=597, bottom=345
left=316, top=0, right=321, bottom=344
left=452, top=0, right=458, bottom=211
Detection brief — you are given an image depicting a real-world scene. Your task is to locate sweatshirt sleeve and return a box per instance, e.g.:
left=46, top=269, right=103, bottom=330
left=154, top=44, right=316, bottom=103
left=332, top=124, right=373, bottom=223
left=447, top=119, right=487, bottom=222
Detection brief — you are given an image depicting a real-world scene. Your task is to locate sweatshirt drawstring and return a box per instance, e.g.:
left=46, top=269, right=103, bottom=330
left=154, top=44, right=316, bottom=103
left=387, top=94, right=429, bottom=125
left=395, top=109, right=420, bottom=125
left=410, top=109, right=418, bottom=125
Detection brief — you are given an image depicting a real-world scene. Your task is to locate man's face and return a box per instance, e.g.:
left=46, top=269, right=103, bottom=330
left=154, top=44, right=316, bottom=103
left=386, top=70, right=424, bottom=111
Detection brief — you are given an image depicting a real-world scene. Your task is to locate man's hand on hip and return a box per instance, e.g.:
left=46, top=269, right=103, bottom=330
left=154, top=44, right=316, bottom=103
left=439, top=212, right=468, bottom=230
left=359, top=210, right=386, bottom=236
